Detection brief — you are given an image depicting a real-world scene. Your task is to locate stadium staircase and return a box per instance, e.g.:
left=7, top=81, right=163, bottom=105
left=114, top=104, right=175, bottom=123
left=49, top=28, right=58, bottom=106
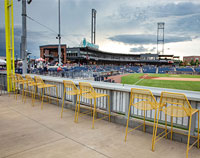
left=156, top=67, right=158, bottom=74
left=140, top=67, right=143, bottom=73
left=174, top=67, right=176, bottom=71
left=192, top=67, right=195, bottom=72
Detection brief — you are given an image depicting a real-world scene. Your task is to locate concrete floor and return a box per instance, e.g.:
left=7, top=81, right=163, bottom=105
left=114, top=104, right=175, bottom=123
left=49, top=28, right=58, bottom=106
left=0, top=94, right=200, bottom=158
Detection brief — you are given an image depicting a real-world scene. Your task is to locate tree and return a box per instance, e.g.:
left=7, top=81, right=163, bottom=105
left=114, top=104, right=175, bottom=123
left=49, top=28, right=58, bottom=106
left=195, top=59, right=199, bottom=66
left=190, top=59, right=195, bottom=66
left=183, top=60, right=188, bottom=66
left=179, top=60, right=183, bottom=66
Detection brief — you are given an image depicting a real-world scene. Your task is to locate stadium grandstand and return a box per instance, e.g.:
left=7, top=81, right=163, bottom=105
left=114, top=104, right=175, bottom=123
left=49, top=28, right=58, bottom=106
left=194, top=67, right=200, bottom=72
left=36, top=44, right=200, bottom=80
left=142, top=65, right=157, bottom=73
left=40, top=44, right=180, bottom=66
left=176, top=67, right=194, bottom=72
left=158, top=66, right=175, bottom=74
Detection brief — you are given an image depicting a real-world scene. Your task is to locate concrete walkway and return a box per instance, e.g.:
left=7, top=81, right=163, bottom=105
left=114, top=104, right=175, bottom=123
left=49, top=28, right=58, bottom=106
left=0, top=95, right=200, bottom=158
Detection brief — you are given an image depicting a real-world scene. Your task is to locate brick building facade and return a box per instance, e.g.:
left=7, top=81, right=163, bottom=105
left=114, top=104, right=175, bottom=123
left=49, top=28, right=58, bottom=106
left=183, top=56, right=200, bottom=64
left=40, top=44, right=67, bottom=64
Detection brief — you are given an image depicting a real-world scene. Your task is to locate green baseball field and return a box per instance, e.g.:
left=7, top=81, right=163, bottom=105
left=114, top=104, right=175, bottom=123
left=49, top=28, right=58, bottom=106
left=121, top=73, right=200, bottom=92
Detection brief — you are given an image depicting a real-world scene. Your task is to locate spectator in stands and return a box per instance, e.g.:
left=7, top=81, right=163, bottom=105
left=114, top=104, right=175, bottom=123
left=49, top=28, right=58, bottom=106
left=44, top=63, right=48, bottom=74
left=57, top=66, right=62, bottom=73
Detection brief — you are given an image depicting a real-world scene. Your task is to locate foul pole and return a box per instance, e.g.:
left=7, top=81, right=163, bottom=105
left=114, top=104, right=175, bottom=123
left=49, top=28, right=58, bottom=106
left=5, top=0, right=15, bottom=92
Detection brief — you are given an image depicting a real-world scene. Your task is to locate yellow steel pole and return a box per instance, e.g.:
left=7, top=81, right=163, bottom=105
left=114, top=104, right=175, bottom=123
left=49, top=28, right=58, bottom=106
left=11, top=0, right=15, bottom=75
left=5, top=0, right=15, bottom=92
left=5, top=0, right=11, bottom=92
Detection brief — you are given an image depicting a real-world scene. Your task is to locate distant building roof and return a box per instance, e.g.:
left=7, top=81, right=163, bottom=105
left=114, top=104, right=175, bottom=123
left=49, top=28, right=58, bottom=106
left=67, top=47, right=178, bottom=58
left=68, top=47, right=141, bottom=57
left=40, top=44, right=66, bottom=48
left=183, top=56, right=200, bottom=58
left=159, top=54, right=174, bottom=57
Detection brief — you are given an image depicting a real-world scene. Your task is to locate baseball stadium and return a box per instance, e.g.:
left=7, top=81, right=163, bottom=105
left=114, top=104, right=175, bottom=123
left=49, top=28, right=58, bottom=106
left=37, top=44, right=200, bottom=93
left=1, top=1, right=200, bottom=158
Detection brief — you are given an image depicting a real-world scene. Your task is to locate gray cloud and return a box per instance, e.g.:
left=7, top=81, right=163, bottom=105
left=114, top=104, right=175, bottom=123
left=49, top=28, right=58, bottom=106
left=130, top=46, right=149, bottom=52
left=104, top=2, right=200, bottom=35
left=130, top=46, right=156, bottom=53
left=152, top=2, right=200, bottom=17
left=109, top=34, right=193, bottom=45
left=0, top=27, right=58, bottom=58
left=1, top=1, right=200, bottom=58
left=27, top=30, right=60, bottom=58
left=150, top=47, right=156, bottom=52
left=0, top=27, right=21, bottom=57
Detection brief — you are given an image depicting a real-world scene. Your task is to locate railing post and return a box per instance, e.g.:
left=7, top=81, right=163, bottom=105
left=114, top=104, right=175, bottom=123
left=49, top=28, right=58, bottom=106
left=62, top=82, right=65, bottom=107
left=73, top=95, right=77, bottom=108
left=125, top=92, right=130, bottom=118
left=4, top=74, right=7, bottom=93
left=108, top=90, right=113, bottom=114
left=73, top=83, right=79, bottom=108
left=190, top=101, right=197, bottom=136
left=0, top=74, right=2, bottom=95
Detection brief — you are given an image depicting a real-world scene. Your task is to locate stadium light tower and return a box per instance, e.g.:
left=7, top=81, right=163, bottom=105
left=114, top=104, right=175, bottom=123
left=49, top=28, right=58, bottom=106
left=157, top=22, right=165, bottom=55
left=91, top=9, right=97, bottom=44
left=18, top=0, right=32, bottom=74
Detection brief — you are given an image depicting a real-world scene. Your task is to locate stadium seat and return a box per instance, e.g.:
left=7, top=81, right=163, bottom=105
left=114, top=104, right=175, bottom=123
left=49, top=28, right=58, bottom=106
left=158, top=67, right=174, bottom=74
left=125, top=88, right=159, bottom=142
left=176, top=67, right=193, bottom=72
left=75, top=82, right=111, bottom=129
left=152, top=92, right=199, bottom=158
left=143, top=66, right=157, bottom=73
left=34, top=76, right=59, bottom=109
left=130, top=66, right=140, bottom=73
left=194, top=67, right=200, bottom=73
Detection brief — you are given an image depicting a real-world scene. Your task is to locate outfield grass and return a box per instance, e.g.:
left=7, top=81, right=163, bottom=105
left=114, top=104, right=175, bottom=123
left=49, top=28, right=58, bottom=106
left=121, top=73, right=200, bottom=92
left=147, top=74, right=200, bottom=78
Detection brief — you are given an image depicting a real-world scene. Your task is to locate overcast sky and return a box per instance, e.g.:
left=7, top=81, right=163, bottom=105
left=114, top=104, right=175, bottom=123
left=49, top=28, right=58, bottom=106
left=0, top=0, right=200, bottom=59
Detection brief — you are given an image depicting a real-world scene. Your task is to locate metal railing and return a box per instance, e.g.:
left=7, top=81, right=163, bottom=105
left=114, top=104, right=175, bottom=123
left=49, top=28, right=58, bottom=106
left=0, top=72, right=8, bottom=95
left=34, top=74, right=200, bottom=135
left=1, top=72, right=200, bottom=136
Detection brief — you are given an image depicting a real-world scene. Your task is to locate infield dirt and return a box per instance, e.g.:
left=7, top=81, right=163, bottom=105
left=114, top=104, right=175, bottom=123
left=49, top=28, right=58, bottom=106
left=140, top=74, right=200, bottom=81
